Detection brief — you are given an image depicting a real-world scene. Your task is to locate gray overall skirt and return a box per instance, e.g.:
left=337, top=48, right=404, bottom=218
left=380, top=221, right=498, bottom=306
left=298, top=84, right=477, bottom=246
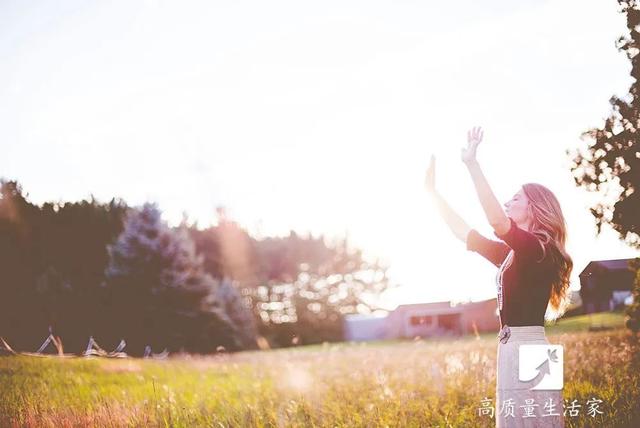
left=495, top=325, right=565, bottom=428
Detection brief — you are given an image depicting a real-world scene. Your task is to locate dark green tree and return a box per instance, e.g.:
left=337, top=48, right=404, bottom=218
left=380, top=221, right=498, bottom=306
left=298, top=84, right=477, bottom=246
left=38, top=196, right=128, bottom=351
left=215, top=277, right=258, bottom=349
left=0, top=180, right=46, bottom=349
left=0, top=180, right=129, bottom=351
left=104, top=203, right=236, bottom=353
left=253, top=233, right=395, bottom=346
left=567, top=0, right=640, bottom=332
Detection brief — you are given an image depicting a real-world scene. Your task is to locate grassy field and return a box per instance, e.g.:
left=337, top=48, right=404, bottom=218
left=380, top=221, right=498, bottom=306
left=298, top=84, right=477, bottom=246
left=543, top=309, right=628, bottom=334
left=1, top=312, right=639, bottom=427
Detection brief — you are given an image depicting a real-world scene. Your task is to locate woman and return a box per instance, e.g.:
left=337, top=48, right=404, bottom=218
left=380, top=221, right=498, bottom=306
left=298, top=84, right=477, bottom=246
left=424, top=126, right=571, bottom=427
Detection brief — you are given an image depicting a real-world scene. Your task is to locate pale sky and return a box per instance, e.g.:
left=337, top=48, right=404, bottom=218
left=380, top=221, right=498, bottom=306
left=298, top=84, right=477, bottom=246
left=1, top=0, right=638, bottom=310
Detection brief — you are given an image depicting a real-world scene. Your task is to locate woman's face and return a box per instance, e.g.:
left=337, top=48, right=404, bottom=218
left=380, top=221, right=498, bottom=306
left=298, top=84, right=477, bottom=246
left=504, top=188, right=531, bottom=229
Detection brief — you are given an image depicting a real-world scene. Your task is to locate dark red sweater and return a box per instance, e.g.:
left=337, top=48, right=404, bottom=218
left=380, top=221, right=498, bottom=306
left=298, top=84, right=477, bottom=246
left=466, top=217, right=555, bottom=328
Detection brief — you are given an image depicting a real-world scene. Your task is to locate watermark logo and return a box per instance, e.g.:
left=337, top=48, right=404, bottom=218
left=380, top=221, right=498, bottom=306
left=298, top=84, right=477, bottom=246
left=518, top=345, right=563, bottom=390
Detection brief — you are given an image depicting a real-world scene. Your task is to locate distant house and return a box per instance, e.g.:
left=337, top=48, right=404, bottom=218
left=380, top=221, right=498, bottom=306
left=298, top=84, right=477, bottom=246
left=343, top=298, right=500, bottom=341
left=579, top=258, right=637, bottom=314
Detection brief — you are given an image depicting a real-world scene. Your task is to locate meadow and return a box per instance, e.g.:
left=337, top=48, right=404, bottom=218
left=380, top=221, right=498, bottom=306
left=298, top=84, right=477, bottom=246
left=1, top=311, right=638, bottom=428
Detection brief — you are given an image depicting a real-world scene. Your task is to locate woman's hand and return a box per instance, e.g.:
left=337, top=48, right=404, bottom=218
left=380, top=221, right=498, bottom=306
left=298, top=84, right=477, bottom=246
left=461, top=126, right=483, bottom=165
left=462, top=126, right=510, bottom=233
left=424, top=154, right=436, bottom=194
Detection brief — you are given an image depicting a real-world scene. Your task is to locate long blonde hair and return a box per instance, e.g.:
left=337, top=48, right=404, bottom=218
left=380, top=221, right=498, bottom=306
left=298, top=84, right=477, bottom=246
left=500, top=183, right=573, bottom=322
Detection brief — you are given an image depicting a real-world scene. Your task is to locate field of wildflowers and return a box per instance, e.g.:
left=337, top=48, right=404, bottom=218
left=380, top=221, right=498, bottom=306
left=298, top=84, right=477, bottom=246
left=1, top=312, right=638, bottom=427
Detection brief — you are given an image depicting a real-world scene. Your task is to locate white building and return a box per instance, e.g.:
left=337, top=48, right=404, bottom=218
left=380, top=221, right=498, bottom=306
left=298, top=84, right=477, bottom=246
left=343, top=298, right=500, bottom=341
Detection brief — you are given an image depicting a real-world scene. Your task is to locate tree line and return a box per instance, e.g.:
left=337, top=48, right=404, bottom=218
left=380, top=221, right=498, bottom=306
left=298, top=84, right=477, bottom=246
left=0, top=180, right=394, bottom=355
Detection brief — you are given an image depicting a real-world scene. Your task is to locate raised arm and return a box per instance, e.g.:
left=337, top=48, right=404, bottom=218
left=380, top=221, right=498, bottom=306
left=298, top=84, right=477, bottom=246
left=425, top=155, right=510, bottom=266
left=461, top=127, right=511, bottom=236
left=432, top=190, right=511, bottom=267
left=425, top=155, right=470, bottom=243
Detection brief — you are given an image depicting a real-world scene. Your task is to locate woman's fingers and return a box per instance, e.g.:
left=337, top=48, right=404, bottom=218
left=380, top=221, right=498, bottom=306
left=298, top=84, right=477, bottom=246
left=467, top=126, right=483, bottom=145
